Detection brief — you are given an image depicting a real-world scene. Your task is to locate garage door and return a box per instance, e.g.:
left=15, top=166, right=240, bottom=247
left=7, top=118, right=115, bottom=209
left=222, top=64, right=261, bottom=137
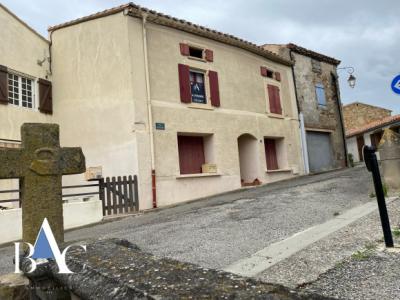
left=306, top=131, right=334, bottom=173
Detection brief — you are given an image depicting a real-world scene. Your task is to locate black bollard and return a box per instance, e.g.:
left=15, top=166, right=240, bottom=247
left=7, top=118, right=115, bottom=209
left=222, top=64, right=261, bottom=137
left=363, top=145, right=394, bottom=247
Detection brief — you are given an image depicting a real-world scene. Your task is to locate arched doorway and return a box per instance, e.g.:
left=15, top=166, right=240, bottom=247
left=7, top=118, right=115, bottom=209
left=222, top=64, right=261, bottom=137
left=237, top=134, right=259, bottom=185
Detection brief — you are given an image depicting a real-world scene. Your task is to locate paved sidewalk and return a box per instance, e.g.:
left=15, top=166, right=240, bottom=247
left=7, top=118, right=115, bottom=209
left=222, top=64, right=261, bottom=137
left=0, top=166, right=372, bottom=276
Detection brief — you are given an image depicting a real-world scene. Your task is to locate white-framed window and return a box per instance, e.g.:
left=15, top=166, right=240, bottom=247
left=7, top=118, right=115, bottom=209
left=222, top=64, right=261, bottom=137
left=8, top=73, right=34, bottom=108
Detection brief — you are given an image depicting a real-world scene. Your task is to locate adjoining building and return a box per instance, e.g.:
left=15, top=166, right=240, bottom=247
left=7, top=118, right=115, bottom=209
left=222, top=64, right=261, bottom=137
left=0, top=3, right=307, bottom=210
left=263, top=43, right=347, bottom=174
left=0, top=4, right=54, bottom=207
left=344, top=102, right=400, bottom=162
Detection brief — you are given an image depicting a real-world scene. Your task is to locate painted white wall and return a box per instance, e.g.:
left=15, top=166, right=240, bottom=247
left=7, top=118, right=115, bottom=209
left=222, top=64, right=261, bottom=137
left=0, top=199, right=103, bottom=245
left=346, top=136, right=360, bottom=163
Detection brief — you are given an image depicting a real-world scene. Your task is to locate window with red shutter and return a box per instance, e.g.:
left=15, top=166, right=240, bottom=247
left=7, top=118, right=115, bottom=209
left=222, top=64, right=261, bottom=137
left=275, top=72, right=281, bottom=81
left=178, top=64, right=191, bottom=103
left=208, top=71, right=220, bottom=107
left=267, top=84, right=282, bottom=115
left=178, top=136, right=205, bottom=174
left=264, top=138, right=279, bottom=170
left=261, top=66, right=274, bottom=78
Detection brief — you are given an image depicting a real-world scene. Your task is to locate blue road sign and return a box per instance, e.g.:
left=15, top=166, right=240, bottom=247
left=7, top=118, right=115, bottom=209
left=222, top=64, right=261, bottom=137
left=391, top=75, right=400, bottom=95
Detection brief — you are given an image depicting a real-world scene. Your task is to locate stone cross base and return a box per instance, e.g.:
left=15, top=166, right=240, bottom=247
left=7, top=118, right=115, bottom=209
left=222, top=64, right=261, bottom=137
left=23, top=239, right=332, bottom=299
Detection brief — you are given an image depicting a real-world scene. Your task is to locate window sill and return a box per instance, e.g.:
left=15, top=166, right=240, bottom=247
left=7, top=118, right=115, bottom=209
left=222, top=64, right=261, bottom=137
left=266, top=168, right=292, bottom=174
left=268, top=113, right=284, bottom=119
left=188, top=56, right=207, bottom=63
left=188, top=104, right=215, bottom=110
left=176, top=173, right=221, bottom=179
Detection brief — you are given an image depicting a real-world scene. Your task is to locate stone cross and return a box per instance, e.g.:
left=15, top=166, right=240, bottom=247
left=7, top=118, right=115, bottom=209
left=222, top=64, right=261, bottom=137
left=379, top=128, right=400, bottom=192
left=0, top=123, right=85, bottom=244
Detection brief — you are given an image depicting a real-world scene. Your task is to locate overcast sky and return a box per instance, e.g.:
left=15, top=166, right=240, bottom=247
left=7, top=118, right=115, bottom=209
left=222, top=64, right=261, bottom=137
left=3, top=0, right=400, bottom=113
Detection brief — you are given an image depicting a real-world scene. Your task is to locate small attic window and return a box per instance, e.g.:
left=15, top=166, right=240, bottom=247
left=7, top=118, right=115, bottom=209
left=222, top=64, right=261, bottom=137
left=189, top=46, right=204, bottom=59
left=266, top=69, right=274, bottom=78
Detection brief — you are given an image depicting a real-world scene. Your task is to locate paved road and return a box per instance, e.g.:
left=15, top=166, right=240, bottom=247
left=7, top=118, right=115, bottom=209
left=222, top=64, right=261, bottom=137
left=0, top=166, right=372, bottom=275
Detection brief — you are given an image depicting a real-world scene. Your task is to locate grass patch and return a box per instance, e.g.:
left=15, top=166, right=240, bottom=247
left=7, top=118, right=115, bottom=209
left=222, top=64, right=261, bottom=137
left=351, top=242, right=377, bottom=261
left=392, top=227, right=400, bottom=238
left=351, top=250, right=373, bottom=260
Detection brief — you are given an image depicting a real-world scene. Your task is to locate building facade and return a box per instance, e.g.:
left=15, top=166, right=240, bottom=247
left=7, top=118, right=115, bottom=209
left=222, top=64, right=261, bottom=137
left=47, top=4, right=305, bottom=210
left=263, top=43, right=347, bottom=173
left=344, top=102, right=399, bottom=162
left=0, top=4, right=54, bottom=207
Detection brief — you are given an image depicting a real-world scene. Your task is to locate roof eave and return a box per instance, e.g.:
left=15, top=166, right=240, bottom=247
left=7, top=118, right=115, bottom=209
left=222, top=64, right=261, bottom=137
left=48, top=3, right=293, bottom=66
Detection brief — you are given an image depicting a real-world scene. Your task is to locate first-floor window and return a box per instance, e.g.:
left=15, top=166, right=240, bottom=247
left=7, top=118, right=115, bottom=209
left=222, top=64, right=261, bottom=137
left=264, top=138, right=279, bottom=170
left=178, top=135, right=206, bottom=174
left=8, top=73, right=34, bottom=108
left=315, top=83, right=326, bottom=107
left=190, top=71, right=206, bottom=104
left=267, top=84, right=282, bottom=114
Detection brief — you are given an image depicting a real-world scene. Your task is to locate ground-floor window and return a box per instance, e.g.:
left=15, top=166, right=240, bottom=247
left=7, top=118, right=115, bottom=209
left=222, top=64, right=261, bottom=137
left=177, top=134, right=215, bottom=174
left=178, top=135, right=205, bottom=174
left=264, top=138, right=279, bottom=170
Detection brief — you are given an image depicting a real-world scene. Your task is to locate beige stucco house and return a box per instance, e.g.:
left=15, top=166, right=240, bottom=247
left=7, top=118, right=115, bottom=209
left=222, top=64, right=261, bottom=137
left=0, top=4, right=53, bottom=207
left=1, top=3, right=306, bottom=210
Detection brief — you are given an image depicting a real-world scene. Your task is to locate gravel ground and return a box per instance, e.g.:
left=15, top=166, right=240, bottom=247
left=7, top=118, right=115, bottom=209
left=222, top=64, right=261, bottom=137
left=258, top=198, right=400, bottom=289
left=294, top=198, right=400, bottom=300
left=304, top=248, right=400, bottom=300
left=0, top=166, right=372, bottom=275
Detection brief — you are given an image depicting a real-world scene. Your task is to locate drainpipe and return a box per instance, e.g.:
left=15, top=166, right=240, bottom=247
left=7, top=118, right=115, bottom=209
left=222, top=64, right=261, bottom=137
left=331, top=71, right=349, bottom=168
left=289, top=50, right=310, bottom=174
left=141, top=12, right=157, bottom=208
left=299, top=113, right=310, bottom=174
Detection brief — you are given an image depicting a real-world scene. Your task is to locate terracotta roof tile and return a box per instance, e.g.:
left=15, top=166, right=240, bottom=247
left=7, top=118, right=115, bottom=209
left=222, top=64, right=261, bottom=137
left=48, top=2, right=292, bottom=66
left=346, top=114, right=400, bottom=137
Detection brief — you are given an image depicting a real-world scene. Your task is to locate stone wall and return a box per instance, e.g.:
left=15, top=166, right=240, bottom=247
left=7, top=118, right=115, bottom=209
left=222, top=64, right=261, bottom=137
left=343, top=102, right=391, bottom=131
left=292, top=52, right=346, bottom=169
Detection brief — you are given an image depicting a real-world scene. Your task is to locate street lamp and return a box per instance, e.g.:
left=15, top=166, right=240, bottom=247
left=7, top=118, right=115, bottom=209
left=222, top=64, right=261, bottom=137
left=337, top=66, right=356, bottom=88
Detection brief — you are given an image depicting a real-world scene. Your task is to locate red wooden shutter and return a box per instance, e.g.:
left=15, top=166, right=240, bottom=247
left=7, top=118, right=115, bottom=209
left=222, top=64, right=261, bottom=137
left=0, top=65, right=8, bottom=105
left=274, top=86, right=282, bottom=114
left=267, top=85, right=276, bottom=113
left=178, top=136, right=205, bottom=174
left=38, top=78, right=53, bottom=114
left=209, top=71, right=220, bottom=107
left=275, top=72, right=281, bottom=81
left=179, top=43, right=190, bottom=56
left=178, top=64, right=191, bottom=103
left=264, top=139, right=279, bottom=170
left=205, top=49, right=214, bottom=62
left=260, top=66, right=268, bottom=77
left=267, top=85, right=282, bottom=114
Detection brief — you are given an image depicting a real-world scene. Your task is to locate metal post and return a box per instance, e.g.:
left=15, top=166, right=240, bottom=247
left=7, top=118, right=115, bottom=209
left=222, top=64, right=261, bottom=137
left=363, top=145, right=394, bottom=247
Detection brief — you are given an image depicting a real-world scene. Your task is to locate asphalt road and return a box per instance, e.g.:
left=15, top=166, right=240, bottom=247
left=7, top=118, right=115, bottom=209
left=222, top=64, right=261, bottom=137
left=0, top=166, right=373, bottom=275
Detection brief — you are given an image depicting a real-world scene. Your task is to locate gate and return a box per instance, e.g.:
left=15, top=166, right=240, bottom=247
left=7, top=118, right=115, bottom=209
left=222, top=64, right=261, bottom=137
left=99, top=175, right=139, bottom=217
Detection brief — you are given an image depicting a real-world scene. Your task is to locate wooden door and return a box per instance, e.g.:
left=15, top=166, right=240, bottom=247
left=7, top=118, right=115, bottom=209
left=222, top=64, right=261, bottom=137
left=357, top=136, right=365, bottom=161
